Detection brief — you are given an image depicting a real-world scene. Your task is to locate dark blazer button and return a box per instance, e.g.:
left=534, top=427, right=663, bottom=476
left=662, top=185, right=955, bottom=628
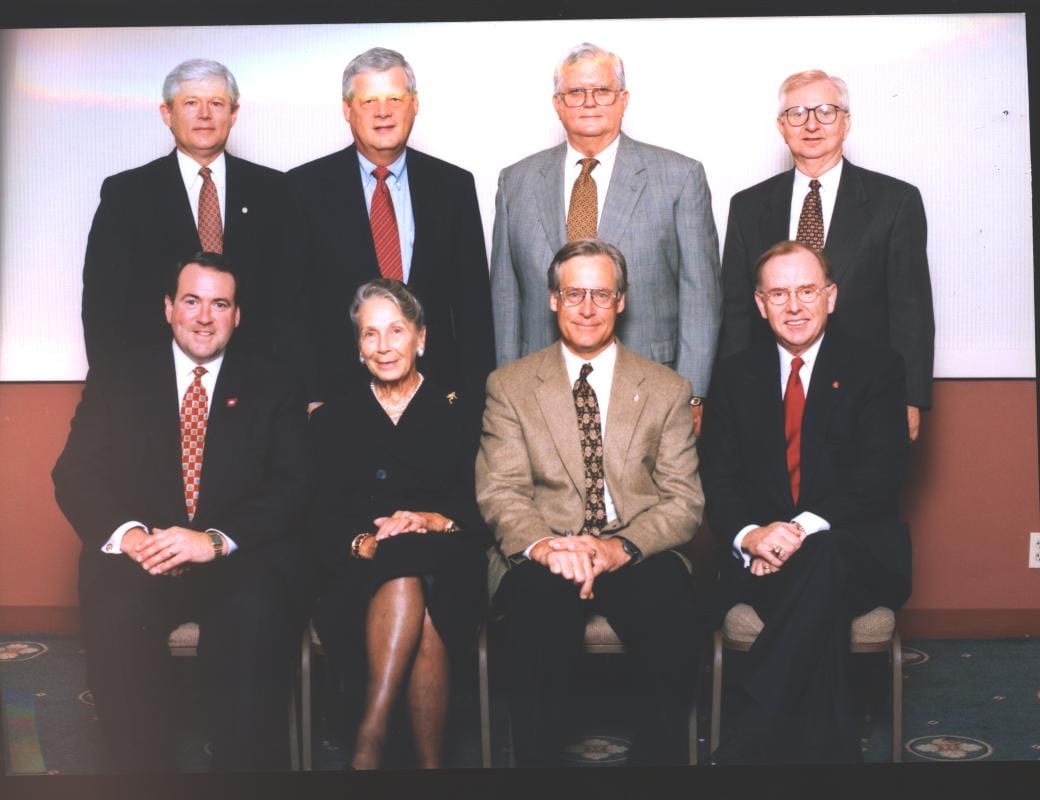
left=375, top=468, right=388, bottom=480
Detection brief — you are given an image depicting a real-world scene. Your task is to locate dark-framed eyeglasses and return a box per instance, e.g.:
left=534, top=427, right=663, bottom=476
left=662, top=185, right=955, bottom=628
left=557, top=287, right=620, bottom=308
left=756, top=284, right=832, bottom=306
left=556, top=87, right=623, bottom=108
left=779, top=104, right=847, bottom=127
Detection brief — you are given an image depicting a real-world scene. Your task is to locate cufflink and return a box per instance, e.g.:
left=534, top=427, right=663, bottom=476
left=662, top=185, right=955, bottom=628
left=241, top=207, right=249, bottom=214
left=104, top=543, right=113, bottom=552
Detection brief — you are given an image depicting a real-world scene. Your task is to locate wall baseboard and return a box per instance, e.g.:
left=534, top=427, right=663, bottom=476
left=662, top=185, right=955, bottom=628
left=0, top=605, right=79, bottom=634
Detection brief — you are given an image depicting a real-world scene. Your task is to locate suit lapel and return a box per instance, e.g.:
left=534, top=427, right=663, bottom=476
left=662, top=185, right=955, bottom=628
left=598, top=133, right=646, bottom=244
left=193, top=346, right=247, bottom=519
left=758, top=169, right=794, bottom=251
left=141, top=345, right=191, bottom=523
left=334, top=146, right=381, bottom=281
left=405, top=148, right=431, bottom=284
left=603, top=344, right=646, bottom=523
left=824, top=160, right=869, bottom=286
left=223, top=153, right=246, bottom=246
left=536, top=144, right=567, bottom=254
left=745, top=342, right=789, bottom=502
left=799, top=332, right=843, bottom=506
left=157, top=150, right=202, bottom=256
left=534, top=346, right=586, bottom=502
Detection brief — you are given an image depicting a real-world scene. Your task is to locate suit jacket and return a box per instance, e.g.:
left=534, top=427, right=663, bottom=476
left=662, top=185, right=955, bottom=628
left=285, top=145, right=494, bottom=412
left=718, top=159, right=934, bottom=408
left=52, top=341, right=311, bottom=592
left=476, top=341, right=704, bottom=598
left=699, top=326, right=912, bottom=611
left=490, top=132, right=722, bottom=396
left=82, top=150, right=288, bottom=368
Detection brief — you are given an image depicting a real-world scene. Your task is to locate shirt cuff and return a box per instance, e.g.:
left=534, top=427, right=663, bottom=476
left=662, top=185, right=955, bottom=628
left=792, top=511, right=830, bottom=535
left=733, top=524, right=758, bottom=568
left=206, top=528, right=237, bottom=555
left=521, top=536, right=553, bottom=560
left=103, top=521, right=149, bottom=555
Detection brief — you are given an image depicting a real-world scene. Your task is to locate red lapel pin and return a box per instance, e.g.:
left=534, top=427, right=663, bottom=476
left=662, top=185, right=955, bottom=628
left=226, top=397, right=238, bottom=408
left=832, top=381, right=840, bottom=389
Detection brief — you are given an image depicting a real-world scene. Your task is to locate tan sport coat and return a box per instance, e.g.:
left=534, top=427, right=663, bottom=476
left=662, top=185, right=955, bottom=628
left=476, top=341, right=704, bottom=598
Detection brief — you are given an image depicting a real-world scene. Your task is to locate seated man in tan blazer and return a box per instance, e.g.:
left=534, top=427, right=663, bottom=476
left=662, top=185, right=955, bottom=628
left=476, top=238, right=704, bottom=767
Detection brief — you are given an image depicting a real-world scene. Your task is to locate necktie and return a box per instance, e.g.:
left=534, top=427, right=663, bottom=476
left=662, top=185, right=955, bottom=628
left=181, top=366, right=209, bottom=521
left=566, top=158, right=599, bottom=241
left=573, top=363, right=607, bottom=536
left=369, top=166, right=403, bottom=281
left=198, top=167, right=223, bottom=253
left=784, top=356, right=806, bottom=504
left=796, top=178, right=824, bottom=252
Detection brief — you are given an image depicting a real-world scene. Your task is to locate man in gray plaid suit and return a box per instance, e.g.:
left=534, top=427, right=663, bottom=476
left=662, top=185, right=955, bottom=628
left=490, top=42, right=721, bottom=434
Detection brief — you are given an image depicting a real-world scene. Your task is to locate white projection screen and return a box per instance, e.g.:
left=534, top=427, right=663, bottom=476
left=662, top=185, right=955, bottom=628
left=0, top=13, right=1032, bottom=381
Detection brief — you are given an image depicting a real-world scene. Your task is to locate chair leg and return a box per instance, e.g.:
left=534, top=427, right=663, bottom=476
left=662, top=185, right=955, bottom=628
left=288, top=676, right=299, bottom=771
left=478, top=624, right=492, bottom=768
left=710, top=631, right=723, bottom=756
left=891, top=631, right=902, bottom=763
left=687, top=701, right=698, bottom=766
left=301, top=622, right=313, bottom=770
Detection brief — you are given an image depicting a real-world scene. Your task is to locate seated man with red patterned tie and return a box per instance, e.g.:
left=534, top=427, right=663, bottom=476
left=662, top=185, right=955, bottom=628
left=476, top=238, right=705, bottom=767
left=53, top=253, right=310, bottom=772
left=700, top=240, right=912, bottom=763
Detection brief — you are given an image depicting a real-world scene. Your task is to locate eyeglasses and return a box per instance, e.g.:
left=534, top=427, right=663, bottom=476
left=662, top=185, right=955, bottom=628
left=756, top=284, right=832, bottom=305
left=557, top=287, right=620, bottom=308
left=556, top=87, right=623, bottom=108
left=779, top=104, right=847, bottom=127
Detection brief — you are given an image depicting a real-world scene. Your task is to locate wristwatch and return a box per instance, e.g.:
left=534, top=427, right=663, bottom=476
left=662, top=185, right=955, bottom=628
left=616, top=536, right=643, bottom=564
left=207, top=531, right=225, bottom=558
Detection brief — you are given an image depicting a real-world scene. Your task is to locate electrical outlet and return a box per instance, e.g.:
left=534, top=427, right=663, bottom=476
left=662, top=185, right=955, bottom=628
left=1031, top=533, right=1040, bottom=568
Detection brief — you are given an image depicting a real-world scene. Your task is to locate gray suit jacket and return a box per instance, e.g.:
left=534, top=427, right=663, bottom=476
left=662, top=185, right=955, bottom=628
left=476, top=341, right=704, bottom=598
left=490, top=133, right=722, bottom=396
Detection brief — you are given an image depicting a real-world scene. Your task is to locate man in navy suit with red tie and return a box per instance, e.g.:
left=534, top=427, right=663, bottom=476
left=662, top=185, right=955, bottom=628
left=700, top=240, right=911, bottom=763
left=54, top=254, right=310, bottom=772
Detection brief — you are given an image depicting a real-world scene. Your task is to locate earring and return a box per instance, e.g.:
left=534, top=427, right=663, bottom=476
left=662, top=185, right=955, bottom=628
left=417, top=347, right=425, bottom=357
left=358, top=354, right=365, bottom=364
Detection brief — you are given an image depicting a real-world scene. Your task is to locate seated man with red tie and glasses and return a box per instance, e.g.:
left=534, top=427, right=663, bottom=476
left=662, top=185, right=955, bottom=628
left=53, top=253, right=311, bottom=773
left=699, top=240, right=912, bottom=764
left=476, top=238, right=705, bottom=767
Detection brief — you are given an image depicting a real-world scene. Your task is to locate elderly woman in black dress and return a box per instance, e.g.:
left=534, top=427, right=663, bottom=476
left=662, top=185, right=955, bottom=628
left=309, top=279, right=486, bottom=769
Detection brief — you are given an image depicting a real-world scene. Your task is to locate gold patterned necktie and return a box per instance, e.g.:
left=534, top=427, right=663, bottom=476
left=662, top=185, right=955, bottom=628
left=573, top=362, right=607, bottom=536
left=197, top=167, right=223, bottom=253
left=796, top=178, right=824, bottom=252
left=181, top=366, right=208, bottom=521
left=370, top=166, right=403, bottom=281
left=566, top=158, right=599, bottom=241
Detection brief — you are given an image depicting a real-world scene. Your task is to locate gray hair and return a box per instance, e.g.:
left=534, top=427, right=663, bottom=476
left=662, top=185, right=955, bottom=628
left=349, top=278, right=425, bottom=337
left=553, top=42, right=626, bottom=94
left=547, top=238, right=629, bottom=295
left=777, top=69, right=850, bottom=114
left=162, top=59, right=240, bottom=105
left=342, top=47, right=417, bottom=100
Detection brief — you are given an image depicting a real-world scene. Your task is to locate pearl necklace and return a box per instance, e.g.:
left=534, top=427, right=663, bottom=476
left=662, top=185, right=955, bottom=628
left=372, top=374, right=424, bottom=422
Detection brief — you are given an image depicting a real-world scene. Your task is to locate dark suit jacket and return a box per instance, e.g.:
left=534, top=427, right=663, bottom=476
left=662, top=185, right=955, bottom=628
left=82, top=150, right=288, bottom=368
left=699, top=326, right=912, bottom=613
left=718, top=159, right=934, bottom=408
left=285, top=145, right=494, bottom=414
left=52, top=341, right=311, bottom=592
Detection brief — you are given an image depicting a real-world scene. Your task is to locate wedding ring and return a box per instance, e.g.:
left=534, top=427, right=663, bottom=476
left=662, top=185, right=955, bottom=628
left=772, top=546, right=784, bottom=558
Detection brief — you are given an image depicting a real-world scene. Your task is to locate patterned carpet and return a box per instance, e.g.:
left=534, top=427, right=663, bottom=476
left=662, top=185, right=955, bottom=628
left=2, top=633, right=1038, bottom=773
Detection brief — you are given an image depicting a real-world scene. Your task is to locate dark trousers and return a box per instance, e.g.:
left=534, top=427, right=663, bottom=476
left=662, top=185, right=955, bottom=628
left=493, top=552, right=702, bottom=767
left=79, top=552, right=305, bottom=773
left=717, top=530, right=903, bottom=764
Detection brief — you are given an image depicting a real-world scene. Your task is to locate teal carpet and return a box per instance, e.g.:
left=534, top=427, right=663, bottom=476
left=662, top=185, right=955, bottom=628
left=2, top=634, right=1038, bottom=773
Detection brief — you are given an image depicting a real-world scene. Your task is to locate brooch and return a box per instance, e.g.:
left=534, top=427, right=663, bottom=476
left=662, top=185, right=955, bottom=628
left=446, top=391, right=458, bottom=406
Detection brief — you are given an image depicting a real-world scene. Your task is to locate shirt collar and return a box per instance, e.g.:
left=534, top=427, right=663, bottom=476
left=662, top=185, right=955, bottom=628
left=777, top=332, right=825, bottom=372
left=171, top=338, right=226, bottom=379
left=176, top=149, right=226, bottom=185
left=794, top=157, right=843, bottom=193
left=560, top=339, right=618, bottom=384
left=565, top=133, right=620, bottom=175
left=358, top=149, right=408, bottom=183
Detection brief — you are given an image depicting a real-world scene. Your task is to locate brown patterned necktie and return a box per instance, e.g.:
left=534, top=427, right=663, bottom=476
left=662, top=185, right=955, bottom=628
left=796, top=178, right=824, bottom=252
left=573, top=362, right=607, bottom=536
left=181, top=366, right=208, bottom=521
left=369, top=166, right=403, bottom=281
left=784, top=356, right=805, bottom=504
left=566, top=158, right=599, bottom=241
left=197, top=167, right=223, bottom=253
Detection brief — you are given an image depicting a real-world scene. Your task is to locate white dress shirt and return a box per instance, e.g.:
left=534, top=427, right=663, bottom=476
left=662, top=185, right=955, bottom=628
left=788, top=158, right=844, bottom=243
left=176, top=150, right=226, bottom=235
left=101, top=341, right=237, bottom=555
left=563, top=134, right=620, bottom=228
left=731, top=335, right=831, bottom=566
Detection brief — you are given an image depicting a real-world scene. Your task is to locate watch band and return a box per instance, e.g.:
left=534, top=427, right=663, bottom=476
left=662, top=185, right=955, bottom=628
left=207, top=531, right=224, bottom=558
left=617, top=536, right=643, bottom=564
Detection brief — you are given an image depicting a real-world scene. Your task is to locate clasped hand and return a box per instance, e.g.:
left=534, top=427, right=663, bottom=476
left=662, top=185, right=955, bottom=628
left=742, top=520, right=806, bottom=577
left=122, top=526, right=217, bottom=576
left=530, top=535, right=630, bottom=600
left=372, top=510, right=454, bottom=540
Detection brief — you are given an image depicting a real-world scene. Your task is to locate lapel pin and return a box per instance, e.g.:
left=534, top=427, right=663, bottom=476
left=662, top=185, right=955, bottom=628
left=832, top=381, right=840, bottom=389
left=241, top=207, right=248, bottom=214
left=226, top=397, right=238, bottom=408
left=446, top=391, right=458, bottom=406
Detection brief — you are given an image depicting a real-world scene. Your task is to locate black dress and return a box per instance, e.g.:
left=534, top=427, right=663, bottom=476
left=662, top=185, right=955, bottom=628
left=308, top=376, right=487, bottom=686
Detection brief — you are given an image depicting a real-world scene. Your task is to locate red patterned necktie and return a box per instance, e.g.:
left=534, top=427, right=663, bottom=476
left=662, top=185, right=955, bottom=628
left=369, top=166, right=403, bottom=281
left=796, top=179, right=824, bottom=252
left=198, top=167, right=223, bottom=253
left=784, top=356, right=806, bottom=504
left=573, top=362, right=607, bottom=536
left=566, top=158, right=599, bottom=241
left=181, top=366, right=208, bottom=521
